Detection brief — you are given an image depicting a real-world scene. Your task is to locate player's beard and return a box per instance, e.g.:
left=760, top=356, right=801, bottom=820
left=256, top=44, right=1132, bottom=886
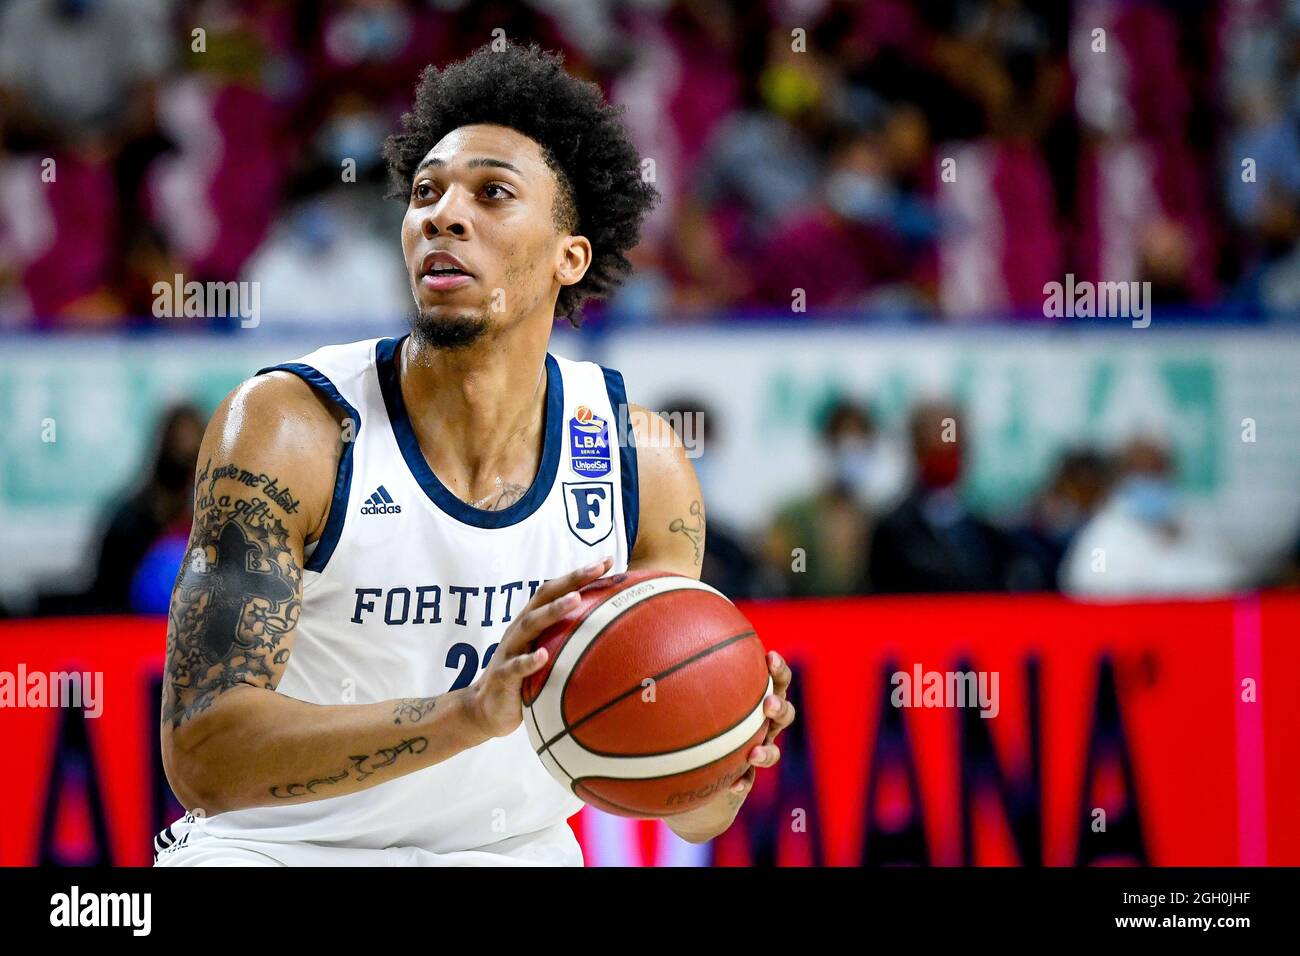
left=408, top=305, right=491, bottom=351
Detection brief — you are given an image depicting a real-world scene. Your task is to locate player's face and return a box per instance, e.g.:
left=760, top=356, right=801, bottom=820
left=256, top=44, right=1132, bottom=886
left=401, top=124, right=573, bottom=342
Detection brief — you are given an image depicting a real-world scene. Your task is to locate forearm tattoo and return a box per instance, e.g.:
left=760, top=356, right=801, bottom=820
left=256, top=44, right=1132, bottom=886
left=393, top=697, right=438, bottom=725
left=162, top=458, right=302, bottom=729
left=269, top=736, right=429, bottom=800
left=669, top=499, right=706, bottom=566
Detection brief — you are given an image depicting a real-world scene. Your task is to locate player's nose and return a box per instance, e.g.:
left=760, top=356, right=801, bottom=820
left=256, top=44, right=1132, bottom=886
left=421, top=187, right=472, bottom=239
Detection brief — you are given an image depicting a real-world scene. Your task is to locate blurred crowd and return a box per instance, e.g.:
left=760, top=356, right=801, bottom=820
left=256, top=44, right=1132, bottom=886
left=17, top=390, right=1300, bottom=619
left=680, top=394, right=1300, bottom=602
left=5, top=0, right=1300, bottom=616
left=2, top=0, right=1300, bottom=327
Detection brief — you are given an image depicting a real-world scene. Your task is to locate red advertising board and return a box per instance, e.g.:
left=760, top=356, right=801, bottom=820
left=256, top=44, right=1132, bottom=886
left=1, top=593, right=1297, bottom=866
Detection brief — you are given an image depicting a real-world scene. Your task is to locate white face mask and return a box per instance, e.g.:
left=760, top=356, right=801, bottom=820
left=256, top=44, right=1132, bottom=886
left=830, top=437, right=907, bottom=508
left=833, top=439, right=873, bottom=487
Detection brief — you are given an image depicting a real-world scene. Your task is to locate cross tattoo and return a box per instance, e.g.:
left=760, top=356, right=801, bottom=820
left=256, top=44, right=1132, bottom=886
left=190, top=520, right=295, bottom=662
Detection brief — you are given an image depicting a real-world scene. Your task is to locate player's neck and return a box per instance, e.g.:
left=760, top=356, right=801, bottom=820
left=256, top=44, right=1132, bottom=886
left=398, top=327, right=551, bottom=491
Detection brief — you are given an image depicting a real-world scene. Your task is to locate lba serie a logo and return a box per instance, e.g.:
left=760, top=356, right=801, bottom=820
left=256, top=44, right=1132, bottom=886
left=569, top=405, right=611, bottom=477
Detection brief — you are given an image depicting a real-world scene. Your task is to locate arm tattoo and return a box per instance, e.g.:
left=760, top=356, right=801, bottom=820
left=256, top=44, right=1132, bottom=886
left=210, top=462, right=301, bottom=514
left=163, top=458, right=302, bottom=730
left=268, top=737, right=429, bottom=799
left=669, top=499, right=706, bottom=566
left=393, top=697, right=438, bottom=725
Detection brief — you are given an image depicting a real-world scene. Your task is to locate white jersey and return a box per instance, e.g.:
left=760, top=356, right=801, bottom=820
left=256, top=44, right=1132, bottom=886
left=156, top=335, right=639, bottom=866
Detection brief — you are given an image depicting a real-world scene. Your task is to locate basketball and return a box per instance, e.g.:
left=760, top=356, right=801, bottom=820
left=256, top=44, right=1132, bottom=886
left=522, top=571, right=772, bottom=818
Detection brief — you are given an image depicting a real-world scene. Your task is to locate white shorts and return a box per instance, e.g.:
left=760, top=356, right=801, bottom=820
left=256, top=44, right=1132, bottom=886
left=153, top=820, right=583, bottom=867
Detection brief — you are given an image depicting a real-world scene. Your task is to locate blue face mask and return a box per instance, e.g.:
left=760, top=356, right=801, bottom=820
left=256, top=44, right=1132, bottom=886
left=1119, top=476, right=1178, bottom=526
left=323, top=115, right=384, bottom=172
left=334, top=9, right=406, bottom=60
left=295, top=203, right=338, bottom=248
left=825, top=171, right=892, bottom=224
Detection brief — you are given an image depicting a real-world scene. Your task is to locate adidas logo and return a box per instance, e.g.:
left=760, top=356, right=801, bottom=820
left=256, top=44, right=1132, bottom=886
left=360, top=485, right=402, bottom=515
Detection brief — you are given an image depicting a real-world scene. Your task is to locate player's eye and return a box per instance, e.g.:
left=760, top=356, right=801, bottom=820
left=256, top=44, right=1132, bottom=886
left=482, top=183, right=512, bottom=200
left=413, top=181, right=436, bottom=201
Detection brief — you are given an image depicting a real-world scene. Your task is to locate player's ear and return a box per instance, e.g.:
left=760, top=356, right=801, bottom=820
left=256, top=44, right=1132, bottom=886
left=554, top=234, right=592, bottom=288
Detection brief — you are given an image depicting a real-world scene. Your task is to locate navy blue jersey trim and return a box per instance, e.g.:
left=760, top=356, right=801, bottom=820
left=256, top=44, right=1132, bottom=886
left=600, top=365, right=639, bottom=555
left=256, top=362, right=359, bottom=573
left=374, top=336, right=563, bottom=529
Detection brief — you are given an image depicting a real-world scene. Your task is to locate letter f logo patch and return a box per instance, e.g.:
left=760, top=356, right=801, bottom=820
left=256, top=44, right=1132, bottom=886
left=564, top=481, right=614, bottom=546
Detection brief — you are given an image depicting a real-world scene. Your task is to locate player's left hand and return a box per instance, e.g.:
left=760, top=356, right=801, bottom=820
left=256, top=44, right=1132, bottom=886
left=664, top=649, right=794, bottom=843
left=730, top=649, right=795, bottom=799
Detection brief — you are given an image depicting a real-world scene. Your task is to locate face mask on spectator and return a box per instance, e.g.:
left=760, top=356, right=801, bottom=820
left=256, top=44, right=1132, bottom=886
left=832, top=438, right=874, bottom=493
left=322, top=114, right=386, bottom=173
left=825, top=170, right=892, bottom=224
left=295, top=203, right=339, bottom=248
left=1118, top=476, right=1179, bottom=527
left=328, top=8, right=407, bottom=63
left=833, top=437, right=906, bottom=508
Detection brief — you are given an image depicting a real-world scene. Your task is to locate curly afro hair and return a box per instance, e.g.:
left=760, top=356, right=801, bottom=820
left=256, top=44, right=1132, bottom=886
left=383, top=42, right=660, bottom=326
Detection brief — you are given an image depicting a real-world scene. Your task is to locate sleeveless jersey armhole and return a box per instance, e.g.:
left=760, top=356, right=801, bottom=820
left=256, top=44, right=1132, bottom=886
left=599, top=365, right=639, bottom=555
left=257, top=362, right=361, bottom=573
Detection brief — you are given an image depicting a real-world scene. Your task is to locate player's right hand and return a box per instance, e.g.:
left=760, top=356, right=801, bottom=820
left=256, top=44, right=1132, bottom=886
left=465, top=555, right=613, bottom=739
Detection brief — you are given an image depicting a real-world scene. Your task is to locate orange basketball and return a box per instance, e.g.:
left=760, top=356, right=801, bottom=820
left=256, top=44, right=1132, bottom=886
left=522, top=570, right=771, bottom=818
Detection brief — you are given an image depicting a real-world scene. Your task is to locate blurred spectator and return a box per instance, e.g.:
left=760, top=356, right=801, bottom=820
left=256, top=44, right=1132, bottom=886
left=1, top=0, right=1296, bottom=326
left=243, top=185, right=409, bottom=329
left=1072, top=0, right=1219, bottom=310
left=671, top=25, right=831, bottom=310
left=764, top=398, right=887, bottom=597
left=0, top=0, right=170, bottom=146
left=83, top=403, right=204, bottom=613
left=1005, top=447, right=1112, bottom=590
left=1225, top=82, right=1300, bottom=314
left=658, top=395, right=760, bottom=599
left=1061, top=435, right=1247, bottom=597
left=868, top=399, right=1019, bottom=593
left=933, top=0, right=1068, bottom=318
left=747, top=124, right=933, bottom=311
left=0, top=0, right=175, bottom=323
left=147, top=3, right=294, bottom=292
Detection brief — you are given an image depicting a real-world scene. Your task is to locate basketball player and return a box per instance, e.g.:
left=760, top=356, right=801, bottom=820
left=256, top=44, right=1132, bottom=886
left=155, top=43, right=794, bottom=866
